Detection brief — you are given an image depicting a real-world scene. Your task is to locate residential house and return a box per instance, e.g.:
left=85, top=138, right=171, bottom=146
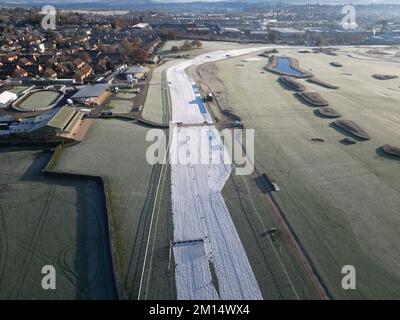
left=73, top=58, right=85, bottom=70
left=17, top=57, right=32, bottom=67
left=55, top=63, right=70, bottom=78
left=24, top=64, right=43, bottom=77
left=38, top=53, right=55, bottom=65
left=12, top=67, right=28, bottom=78
left=1, top=52, right=18, bottom=63
left=0, top=64, right=17, bottom=79
left=43, top=68, right=57, bottom=79
left=6, top=52, right=19, bottom=62
left=95, top=58, right=109, bottom=73
left=74, top=63, right=93, bottom=82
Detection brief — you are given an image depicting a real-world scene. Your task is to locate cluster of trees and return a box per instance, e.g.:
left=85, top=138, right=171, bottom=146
left=46, top=30, right=58, bottom=42
left=120, top=38, right=150, bottom=63
left=315, top=34, right=327, bottom=47
left=96, top=40, right=150, bottom=63
left=97, top=43, right=118, bottom=54
left=377, top=18, right=389, bottom=33
left=24, top=10, right=42, bottom=26
left=267, top=32, right=278, bottom=43
left=159, top=28, right=182, bottom=41
left=97, top=39, right=151, bottom=63
left=171, top=40, right=202, bottom=53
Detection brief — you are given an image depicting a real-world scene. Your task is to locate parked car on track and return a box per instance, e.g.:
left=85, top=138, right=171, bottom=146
left=271, top=183, right=280, bottom=192
left=100, top=111, right=113, bottom=117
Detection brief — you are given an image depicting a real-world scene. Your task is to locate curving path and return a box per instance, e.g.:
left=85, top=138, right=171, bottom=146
left=168, top=47, right=266, bottom=300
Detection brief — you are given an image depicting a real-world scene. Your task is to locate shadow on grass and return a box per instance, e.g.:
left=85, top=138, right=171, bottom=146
left=313, top=109, right=341, bottom=119
left=293, top=92, right=321, bottom=108
left=376, top=146, right=400, bottom=161
left=14, top=149, right=118, bottom=299
left=277, top=78, right=299, bottom=92
left=254, top=175, right=270, bottom=194
left=329, top=122, right=366, bottom=142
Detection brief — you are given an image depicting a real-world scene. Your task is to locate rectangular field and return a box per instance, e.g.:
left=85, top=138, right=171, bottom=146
left=8, top=86, right=30, bottom=95
left=0, top=149, right=117, bottom=299
left=159, top=40, right=260, bottom=58
left=52, top=119, right=174, bottom=299
left=142, top=60, right=181, bottom=125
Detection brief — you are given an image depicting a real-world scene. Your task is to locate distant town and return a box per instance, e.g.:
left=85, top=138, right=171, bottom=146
left=1, top=4, right=400, bottom=84
left=1, top=3, right=400, bottom=143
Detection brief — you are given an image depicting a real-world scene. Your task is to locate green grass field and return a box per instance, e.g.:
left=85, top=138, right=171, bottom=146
left=222, top=173, right=320, bottom=299
left=0, top=149, right=117, bottom=299
left=214, top=48, right=400, bottom=299
left=142, top=60, right=180, bottom=125
left=52, top=119, right=174, bottom=299
left=106, top=89, right=137, bottom=114
left=8, top=86, right=29, bottom=95
left=19, top=90, right=60, bottom=110
left=138, top=163, right=176, bottom=300
left=159, top=40, right=263, bottom=58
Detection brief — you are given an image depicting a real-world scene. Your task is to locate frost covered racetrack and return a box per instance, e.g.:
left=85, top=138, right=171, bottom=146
left=168, top=47, right=266, bottom=300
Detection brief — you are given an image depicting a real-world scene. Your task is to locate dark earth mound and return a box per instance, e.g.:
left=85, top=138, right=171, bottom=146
left=317, top=107, right=341, bottom=118
left=372, top=74, right=399, bottom=80
left=341, top=137, right=357, bottom=145
left=296, top=91, right=329, bottom=107
left=307, top=78, right=339, bottom=89
left=333, top=119, right=370, bottom=140
left=382, top=144, right=400, bottom=158
left=279, top=76, right=306, bottom=91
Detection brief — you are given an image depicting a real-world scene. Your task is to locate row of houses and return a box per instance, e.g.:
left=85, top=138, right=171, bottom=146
left=0, top=60, right=148, bottom=109
left=0, top=49, right=118, bottom=82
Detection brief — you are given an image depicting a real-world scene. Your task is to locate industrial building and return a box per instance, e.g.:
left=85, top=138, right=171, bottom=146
left=270, top=27, right=305, bottom=42
left=0, top=91, right=18, bottom=108
left=124, top=65, right=149, bottom=81
left=71, top=83, right=110, bottom=106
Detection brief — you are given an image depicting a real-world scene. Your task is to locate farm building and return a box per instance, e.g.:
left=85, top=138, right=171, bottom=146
left=0, top=106, right=84, bottom=141
left=0, top=91, right=18, bottom=108
left=124, top=65, right=149, bottom=80
left=71, top=83, right=110, bottom=106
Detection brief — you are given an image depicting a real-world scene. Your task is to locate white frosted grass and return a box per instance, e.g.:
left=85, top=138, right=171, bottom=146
left=173, top=242, right=220, bottom=300
left=171, top=127, right=262, bottom=299
left=168, top=47, right=265, bottom=302
left=167, top=47, right=267, bottom=125
left=167, top=60, right=213, bottom=124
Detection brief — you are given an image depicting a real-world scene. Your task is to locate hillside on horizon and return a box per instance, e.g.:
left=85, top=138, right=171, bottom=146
left=0, top=0, right=396, bottom=5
